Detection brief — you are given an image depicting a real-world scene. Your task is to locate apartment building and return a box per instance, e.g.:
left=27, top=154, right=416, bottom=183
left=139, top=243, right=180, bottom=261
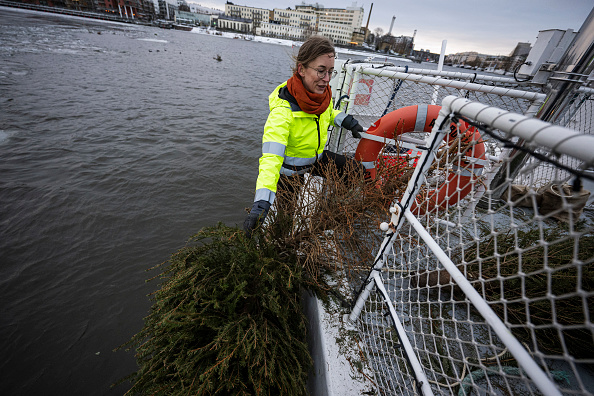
left=256, top=7, right=314, bottom=40
left=217, top=15, right=253, bottom=32
left=224, top=2, right=273, bottom=29
left=274, top=7, right=317, bottom=29
left=257, top=3, right=365, bottom=45
left=310, top=5, right=364, bottom=44
left=447, top=51, right=482, bottom=65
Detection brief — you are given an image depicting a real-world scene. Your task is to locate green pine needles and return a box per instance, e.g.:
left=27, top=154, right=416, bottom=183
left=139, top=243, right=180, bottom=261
left=122, top=223, right=314, bottom=395
left=120, top=163, right=390, bottom=395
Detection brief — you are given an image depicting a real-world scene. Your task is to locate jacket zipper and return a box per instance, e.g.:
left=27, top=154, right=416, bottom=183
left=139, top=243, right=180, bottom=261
left=315, top=115, right=321, bottom=163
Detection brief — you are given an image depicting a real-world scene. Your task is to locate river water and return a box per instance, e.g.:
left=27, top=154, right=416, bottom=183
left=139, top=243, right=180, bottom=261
left=0, top=7, right=295, bottom=395
left=0, top=7, right=445, bottom=395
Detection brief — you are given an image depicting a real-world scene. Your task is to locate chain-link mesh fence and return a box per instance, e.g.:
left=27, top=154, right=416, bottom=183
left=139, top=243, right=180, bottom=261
left=328, top=63, right=546, bottom=158
left=330, top=64, right=594, bottom=396
left=515, top=87, right=594, bottom=193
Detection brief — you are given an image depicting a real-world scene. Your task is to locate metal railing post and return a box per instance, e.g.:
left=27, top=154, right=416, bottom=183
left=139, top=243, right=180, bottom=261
left=346, top=106, right=453, bottom=325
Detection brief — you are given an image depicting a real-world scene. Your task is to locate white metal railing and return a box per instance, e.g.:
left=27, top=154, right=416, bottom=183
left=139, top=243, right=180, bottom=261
left=328, top=62, right=546, bottom=156
left=353, top=69, right=544, bottom=103
left=378, top=66, right=529, bottom=85
left=345, top=96, right=594, bottom=395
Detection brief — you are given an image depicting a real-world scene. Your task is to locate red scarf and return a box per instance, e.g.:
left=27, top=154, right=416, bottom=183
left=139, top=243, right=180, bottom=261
left=286, top=73, right=331, bottom=115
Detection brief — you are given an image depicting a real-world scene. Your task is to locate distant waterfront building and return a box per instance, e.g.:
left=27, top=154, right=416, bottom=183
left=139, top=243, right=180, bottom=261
left=314, top=5, right=364, bottom=45
left=175, top=9, right=212, bottom=25
left=377, top=34, right=414, bottom=54
left=510, top=42, right=532, bottom=57
left=257, top=3, right=364, bottom=45
left=258, top=20, right=307, bottom=40
left=351, top=27, right=368, bottom=45
left=447, top=51, right=483, bottom=65
left=257, top=6, right=315, bottom=40
left=412, top=49, right=439, bottom=63
left=224, top=2, right=273, bottom=30
left=508, top=42, right=532, bottom=72
left=61, top=0, right=94, bottom=12
left=445, top=41, right=532, bottom=72
left=273, top=6, right=316, bottom=31
left=10, top=0, right=199, bottom=21
left=152, top=0, right=178, bottom=20
left=189, top=3, right=223, bottom=15
left=217, top=15, right=254, bottom=33
left=393, top=35, right=414, bottom=55
left=73, top=0, right=154, bottom=19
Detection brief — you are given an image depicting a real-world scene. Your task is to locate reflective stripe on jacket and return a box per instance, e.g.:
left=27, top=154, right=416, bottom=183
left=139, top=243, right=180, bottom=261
left=254, top=81, right=346, bottom=204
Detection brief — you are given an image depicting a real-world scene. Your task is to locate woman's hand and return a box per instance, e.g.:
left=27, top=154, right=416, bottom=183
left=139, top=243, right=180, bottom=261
left=243, top=200, right=271, bottom=237
left=341, top=114, right=363, bottom=138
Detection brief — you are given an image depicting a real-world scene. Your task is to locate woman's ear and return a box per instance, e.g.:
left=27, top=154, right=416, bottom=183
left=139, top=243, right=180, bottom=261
left=297, top=64, right=305, bottom=77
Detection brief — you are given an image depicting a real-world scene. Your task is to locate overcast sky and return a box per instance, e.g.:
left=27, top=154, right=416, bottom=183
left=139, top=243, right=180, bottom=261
left=194, top=0, right=592, bottom=55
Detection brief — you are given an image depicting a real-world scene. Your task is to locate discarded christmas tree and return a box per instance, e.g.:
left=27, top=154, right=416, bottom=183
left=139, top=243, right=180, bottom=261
left=119, top=157, right=413, bottom=395
left=121, top=224, right=314, bottom=395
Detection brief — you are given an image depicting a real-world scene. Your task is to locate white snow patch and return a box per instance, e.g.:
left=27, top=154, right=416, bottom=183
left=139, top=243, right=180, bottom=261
left=303, top=287, right=375, bottom=395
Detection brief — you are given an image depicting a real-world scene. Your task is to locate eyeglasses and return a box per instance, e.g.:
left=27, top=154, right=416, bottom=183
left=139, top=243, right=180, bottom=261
left=308, top=67, right=338, bottom=79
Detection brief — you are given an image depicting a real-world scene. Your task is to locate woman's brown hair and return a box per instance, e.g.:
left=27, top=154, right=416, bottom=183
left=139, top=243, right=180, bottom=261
left=292, top=35, right=335, bottom=74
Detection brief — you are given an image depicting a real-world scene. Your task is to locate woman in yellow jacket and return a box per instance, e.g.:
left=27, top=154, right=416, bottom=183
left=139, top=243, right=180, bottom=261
left=244, top=36, right=364, bottom=236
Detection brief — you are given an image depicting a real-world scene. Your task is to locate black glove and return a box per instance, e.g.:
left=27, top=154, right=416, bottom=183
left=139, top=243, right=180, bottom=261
left=243, top=200, right=271, bottom=237
left=342, top=114, right=363, bottom=138
left=350, top=123, right=364, bottom=139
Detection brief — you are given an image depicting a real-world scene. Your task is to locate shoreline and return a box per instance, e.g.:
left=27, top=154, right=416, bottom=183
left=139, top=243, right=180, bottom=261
left=189, top=27, right=413, bottom=63
left=0, top=1, right=135, bottom=25
left=0, top=2, right=411, bottom=63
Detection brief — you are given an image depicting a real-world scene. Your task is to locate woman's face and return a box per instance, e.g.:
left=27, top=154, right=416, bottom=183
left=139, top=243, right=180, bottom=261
left=298, top=52, right=335, bottom=94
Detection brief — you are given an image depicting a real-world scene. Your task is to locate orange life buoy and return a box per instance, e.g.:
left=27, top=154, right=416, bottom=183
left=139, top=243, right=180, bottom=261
left=354, top=104, right=486, bottom=214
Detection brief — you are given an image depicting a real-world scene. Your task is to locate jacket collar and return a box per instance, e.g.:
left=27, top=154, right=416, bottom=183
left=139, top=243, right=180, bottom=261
left=279, top=85, right=302, bottom=112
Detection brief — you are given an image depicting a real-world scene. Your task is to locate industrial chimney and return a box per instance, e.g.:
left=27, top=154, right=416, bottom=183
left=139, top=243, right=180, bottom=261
left=388, top=15, right=395, bottom=35
left=364, top=3, right=373, bottom=41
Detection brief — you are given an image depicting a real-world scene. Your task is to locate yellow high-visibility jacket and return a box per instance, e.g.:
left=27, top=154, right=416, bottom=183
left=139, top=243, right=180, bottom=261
left=253, top=81, right=349, bottom=204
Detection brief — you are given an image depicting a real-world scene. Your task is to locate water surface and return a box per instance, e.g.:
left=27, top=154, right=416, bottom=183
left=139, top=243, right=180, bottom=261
left=0, top=7, right=292, bottom=394
left=0, top=7, right=449, bottom=394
